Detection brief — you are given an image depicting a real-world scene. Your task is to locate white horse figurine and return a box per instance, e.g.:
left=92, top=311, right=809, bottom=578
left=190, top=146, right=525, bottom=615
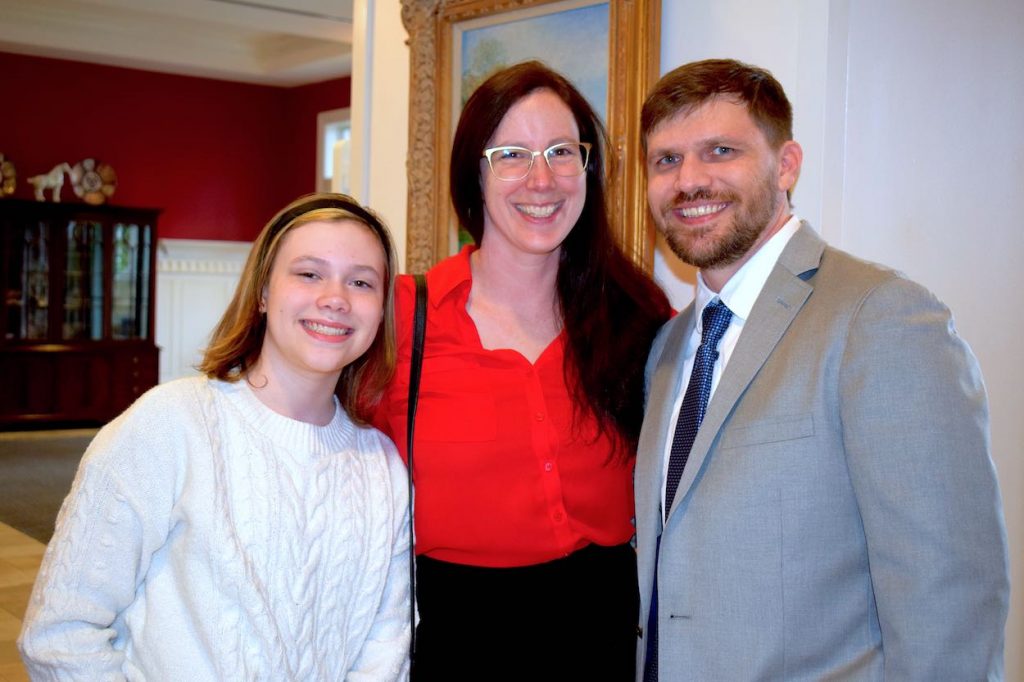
left=28, top=162, right=72, bottom=202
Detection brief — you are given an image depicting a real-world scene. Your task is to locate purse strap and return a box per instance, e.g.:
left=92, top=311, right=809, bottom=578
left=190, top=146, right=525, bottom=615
left=406, top=273, right=427, bottom=663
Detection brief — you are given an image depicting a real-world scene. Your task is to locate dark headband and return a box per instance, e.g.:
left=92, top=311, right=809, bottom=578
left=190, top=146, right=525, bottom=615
left=267, top=194, right=380, bottom=238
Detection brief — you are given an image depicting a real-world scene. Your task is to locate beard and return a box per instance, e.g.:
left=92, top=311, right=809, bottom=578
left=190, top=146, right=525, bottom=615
left=658, top=173, right=782, bottom=270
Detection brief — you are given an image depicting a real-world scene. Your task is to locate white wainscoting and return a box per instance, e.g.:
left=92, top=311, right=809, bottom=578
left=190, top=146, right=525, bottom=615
left=156, top=239, right=251, bottom=383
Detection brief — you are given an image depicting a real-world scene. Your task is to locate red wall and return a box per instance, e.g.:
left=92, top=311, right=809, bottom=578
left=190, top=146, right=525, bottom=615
left=1, top=52, right=349, bottom=241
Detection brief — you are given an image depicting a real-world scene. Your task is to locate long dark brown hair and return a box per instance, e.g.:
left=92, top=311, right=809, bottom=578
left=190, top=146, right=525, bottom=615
left=450, top=61, right=671, bottom=453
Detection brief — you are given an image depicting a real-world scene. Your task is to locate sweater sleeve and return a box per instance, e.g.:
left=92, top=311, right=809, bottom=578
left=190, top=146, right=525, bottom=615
left=17, top=382, right=196, bottom=681
left=347, top=435, right=411, bottom=682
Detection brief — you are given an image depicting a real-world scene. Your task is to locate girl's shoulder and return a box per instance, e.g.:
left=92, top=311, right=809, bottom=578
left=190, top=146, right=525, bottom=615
left=75, top=377, right=213, bottom=483
left=91, top=376, right=213, bottom=452
left=134, top=374, right=210, bottom=407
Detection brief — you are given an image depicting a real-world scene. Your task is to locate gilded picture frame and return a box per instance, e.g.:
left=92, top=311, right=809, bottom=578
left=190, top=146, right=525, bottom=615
left=401, top=0, right=662, bottom=273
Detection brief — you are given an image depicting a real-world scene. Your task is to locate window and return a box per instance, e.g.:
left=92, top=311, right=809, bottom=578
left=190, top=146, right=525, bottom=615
left=317, top=108, right=351, bottom=193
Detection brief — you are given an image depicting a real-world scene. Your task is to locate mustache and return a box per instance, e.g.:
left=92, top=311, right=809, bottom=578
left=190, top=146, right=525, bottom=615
left=674, top=188, right=717, bottom=203
left=662, top=188, right=734, bottom=211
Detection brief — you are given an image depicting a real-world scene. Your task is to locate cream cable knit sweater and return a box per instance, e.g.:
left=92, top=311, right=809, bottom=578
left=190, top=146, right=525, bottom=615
left=18, top=376, right=410, bottom=681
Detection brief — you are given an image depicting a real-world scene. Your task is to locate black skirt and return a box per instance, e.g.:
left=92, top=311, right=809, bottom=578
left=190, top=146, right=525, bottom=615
left=412, top=542, right=638, bottom=681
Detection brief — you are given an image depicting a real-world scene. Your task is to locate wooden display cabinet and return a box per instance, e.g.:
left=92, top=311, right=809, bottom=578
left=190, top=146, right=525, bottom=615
left=1, top=199, right=160, bottom=427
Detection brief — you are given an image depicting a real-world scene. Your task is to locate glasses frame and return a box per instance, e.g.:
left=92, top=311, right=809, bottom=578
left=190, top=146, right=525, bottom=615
left=482, top=141, right=593, bottom=181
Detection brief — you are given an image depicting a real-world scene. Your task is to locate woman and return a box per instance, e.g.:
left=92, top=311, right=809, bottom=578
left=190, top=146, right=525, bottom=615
left=372, top=62, right=671, bottom=679
left=19, top=193, right=410, bottom=680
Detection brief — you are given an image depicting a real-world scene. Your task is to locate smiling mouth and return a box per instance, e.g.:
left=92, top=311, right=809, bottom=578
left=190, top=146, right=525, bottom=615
left=516, top=202, right=560, bottom=219
left=675, top=202, right=729, bottom=218
left=302, top=320, right=352, bottom=337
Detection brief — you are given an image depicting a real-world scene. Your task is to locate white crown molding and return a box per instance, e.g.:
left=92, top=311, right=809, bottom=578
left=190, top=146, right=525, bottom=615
left=157, top=239, right=251, bottom=274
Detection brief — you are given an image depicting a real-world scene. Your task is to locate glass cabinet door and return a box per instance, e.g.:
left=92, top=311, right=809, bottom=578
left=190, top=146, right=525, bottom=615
left=63, top=220, right=104, bottom=340
left=111, top=221, right=152, bottom=340
left=1, top=202, right=158, bottom=347
left=3, top=222, right=50, bottom=341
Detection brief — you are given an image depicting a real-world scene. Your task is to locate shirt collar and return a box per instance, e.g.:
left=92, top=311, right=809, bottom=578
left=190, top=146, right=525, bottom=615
left=695, top=215, right=802, bottom=324
left=427, top=244, right=477, bottom=307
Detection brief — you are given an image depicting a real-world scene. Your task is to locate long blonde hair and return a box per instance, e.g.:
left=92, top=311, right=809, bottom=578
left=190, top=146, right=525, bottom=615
left=198, top=193, right=397, bottom=423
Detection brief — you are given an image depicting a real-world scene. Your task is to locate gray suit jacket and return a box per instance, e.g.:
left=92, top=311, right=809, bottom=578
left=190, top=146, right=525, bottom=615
left=635, top=224, right=1009, bottom=680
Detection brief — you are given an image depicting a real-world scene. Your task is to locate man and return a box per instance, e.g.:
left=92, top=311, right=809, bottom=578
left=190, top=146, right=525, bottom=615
left=635, top=58, right=1009, bottom=681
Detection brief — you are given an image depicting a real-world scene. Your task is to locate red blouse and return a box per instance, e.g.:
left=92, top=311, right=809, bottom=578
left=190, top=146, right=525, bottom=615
left=371, top=246, right=635, bottom=568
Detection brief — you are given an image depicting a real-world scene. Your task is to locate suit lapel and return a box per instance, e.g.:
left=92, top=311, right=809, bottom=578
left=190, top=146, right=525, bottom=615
left=664, top=224, right=826, bottom=524
left=636, top=305, right=696, bottom=535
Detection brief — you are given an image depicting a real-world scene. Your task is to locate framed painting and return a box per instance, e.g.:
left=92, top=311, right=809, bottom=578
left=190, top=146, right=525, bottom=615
left=401, top=0, right=662, bottom=273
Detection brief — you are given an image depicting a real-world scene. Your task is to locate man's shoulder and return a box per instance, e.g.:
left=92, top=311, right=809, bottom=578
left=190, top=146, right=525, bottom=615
left=783, top=223, right=904, bottom=289
left=779, top=224, right=913, bottom=303
left=815, top=243, right=944, bottom=307
left=819, top=242, right=903, bottom=281
left=777, top=237, right=956, bottom=346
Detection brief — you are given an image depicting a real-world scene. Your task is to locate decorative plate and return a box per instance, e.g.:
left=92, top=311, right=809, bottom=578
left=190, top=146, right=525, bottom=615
left=72, top=158, right=117, bottom=205
left=0, top=153, right=15, bottom=197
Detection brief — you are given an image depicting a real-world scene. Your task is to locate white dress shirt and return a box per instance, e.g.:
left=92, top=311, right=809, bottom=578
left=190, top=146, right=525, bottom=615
left=659, top=215, right=803, bottom=509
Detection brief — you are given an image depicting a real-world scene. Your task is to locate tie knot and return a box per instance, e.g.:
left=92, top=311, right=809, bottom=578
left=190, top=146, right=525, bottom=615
left=700, top=300, right=733, bottom=349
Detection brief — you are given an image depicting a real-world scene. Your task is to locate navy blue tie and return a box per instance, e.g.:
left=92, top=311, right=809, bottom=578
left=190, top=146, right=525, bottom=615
left=644, top=300, right=733, bottom=682
left=664, top=300, right=733, bottom=513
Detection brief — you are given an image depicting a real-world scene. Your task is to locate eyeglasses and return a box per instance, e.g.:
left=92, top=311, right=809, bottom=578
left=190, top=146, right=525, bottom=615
left=482, top=142, right=592, bottom=181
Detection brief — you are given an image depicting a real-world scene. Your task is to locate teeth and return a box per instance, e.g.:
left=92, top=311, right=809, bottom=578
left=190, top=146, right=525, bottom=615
left=517, top=203, right=557, bottom=218
left=304, top=321, right=350, bottom=336
left=679, top=203, right=727, bottom=218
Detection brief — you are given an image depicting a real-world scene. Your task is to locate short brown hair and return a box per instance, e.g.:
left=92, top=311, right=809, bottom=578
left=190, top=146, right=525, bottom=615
left=198, top=193, right=397, bottom=424
left=641, top=58, right=793, bottom=150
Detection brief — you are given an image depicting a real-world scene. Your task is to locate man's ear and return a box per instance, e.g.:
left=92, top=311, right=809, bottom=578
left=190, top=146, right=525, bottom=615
left=777, top=140, right=803, bottom=193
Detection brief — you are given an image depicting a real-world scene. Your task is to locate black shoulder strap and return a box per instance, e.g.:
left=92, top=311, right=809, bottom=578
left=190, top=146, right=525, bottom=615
left=408, top=274, right=428, bottom=448
left=406, top=273, right=427, bottom=664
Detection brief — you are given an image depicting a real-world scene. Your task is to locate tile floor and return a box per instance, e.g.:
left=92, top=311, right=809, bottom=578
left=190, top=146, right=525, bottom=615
left=0, top=522, right=44, bottom=682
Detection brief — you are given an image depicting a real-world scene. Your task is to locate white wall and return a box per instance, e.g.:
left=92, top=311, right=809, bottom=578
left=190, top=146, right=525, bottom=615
left=155, top=239, right=249, bottom=382
left=350, top=0, right=410, bottom=272
left=361, top=1, right=1023, bottom=677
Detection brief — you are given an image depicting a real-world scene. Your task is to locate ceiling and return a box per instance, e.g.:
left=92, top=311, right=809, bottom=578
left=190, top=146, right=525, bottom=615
left=0, top=0, right=355, bottom=86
